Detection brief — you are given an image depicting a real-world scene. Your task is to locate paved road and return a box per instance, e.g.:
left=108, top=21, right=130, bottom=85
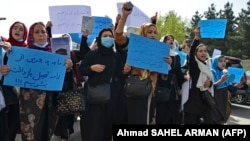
left=15, top=103, right=250, bottom=141
left=226, top=103, right=250, bottom=125
left=15, top=118, right=82, bottom=141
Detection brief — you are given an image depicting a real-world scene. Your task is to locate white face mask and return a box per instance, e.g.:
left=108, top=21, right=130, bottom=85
left=34, top=42, right=48, bottom=48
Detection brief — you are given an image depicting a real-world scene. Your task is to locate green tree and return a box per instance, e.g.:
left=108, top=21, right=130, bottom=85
left=189, top=11, right=203, bottom=38
left=237, top=0, right=250, bottom=59
left=217, top=2, right=237, bottom=57
left=156, top=10, right=188, bottom=43
left=201, top=3, right=220, bottom=54
left=204, top=3, right=219, bottom=19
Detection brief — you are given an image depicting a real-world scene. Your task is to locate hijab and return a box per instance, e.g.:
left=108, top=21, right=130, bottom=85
left=96, top=28, right=114, bottom=55
left=160, top=34, right=177, bottom=56
left=27, top=22, right=51, bottom=52
left=3, top=21, right=28, bottom=47
left=139, top=23, right=157, bottom=37
left=195, top=49, right=214, bottom=96
left=211, top=55, right=229, bottom=88
left=132, top=23, right=158, bottom=94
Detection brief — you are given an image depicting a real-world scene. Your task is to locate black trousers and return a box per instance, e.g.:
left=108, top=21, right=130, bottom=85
left=0, top=104, right=20, bottom=141
left=80, top=103, right=112, bottom=141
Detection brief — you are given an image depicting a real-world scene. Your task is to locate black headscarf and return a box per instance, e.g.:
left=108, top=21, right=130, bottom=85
left=96, top=28, right=114, bottom=55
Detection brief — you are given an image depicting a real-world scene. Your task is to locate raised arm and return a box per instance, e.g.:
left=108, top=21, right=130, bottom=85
left=79, top=29, right=90, bottom=60
left=189, top=27, right=200, bottom=66
left=150, top=12, right=158, bottom=24
left=115, top=2, right=133, bottom=45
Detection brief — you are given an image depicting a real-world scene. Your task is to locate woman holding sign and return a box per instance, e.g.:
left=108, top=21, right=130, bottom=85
left=211, top=55, right=230, bottom=124
left=1, top=22, right=73, bottom=141
left=154, top=34, right=185, bottom=125
left=0, top=21, right=28, bottom=141
left=115, top=2, right=170, bottom=125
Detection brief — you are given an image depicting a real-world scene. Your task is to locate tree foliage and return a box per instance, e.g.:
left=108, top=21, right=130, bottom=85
left=155, top=0, right=250, bottom=59
left=156, top=10, right=187, bottom=44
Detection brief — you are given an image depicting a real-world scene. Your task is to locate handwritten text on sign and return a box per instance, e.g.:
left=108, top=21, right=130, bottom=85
left=127, top=34, right=170, bottom=74
left=49, top=5, right=91, bottom=34
left=4, top=46, right=67, bottom=91
left=86, top=16, right=113, bottom=46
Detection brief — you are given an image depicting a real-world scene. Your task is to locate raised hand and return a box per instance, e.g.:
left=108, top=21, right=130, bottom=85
left=194, top=27, right=200, bottom=40
left=122, top=2, right=133, bottom=17
left=151, top=12, right=158, bottom=23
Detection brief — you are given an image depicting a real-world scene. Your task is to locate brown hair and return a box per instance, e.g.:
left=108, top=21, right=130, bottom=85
left=139, top=23, right=157, bottom=37
left=161, top=34, right=174, bottom=42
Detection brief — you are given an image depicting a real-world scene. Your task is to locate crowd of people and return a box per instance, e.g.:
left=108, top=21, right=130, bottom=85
left=0, top=1, right=246, bottom=141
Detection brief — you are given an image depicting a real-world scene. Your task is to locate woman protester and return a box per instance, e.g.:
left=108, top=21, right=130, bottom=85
left=53, top=33, right=75, bottom=141
left=0, top=21, right=28, bottom=141
left=211, top=55, right=229, bottom=124
left=79, top=28, right=123, bottom=141
left=0, top=22, right=73, bottom=141
left=183, top=27, right=214, bottom=124
left=155, top=34, right=185, bottom=124
left=115, top=2, right=162, bottom=125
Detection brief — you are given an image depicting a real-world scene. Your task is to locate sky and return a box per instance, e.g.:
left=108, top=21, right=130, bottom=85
left=0, top=0, right=248, bottom=38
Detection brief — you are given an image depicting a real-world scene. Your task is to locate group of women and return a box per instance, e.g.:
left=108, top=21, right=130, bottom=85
left=0, top=2, right=233, bottom=141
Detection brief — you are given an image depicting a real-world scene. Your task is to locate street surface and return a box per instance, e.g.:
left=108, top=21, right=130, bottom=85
left=15, top=102, right=250, bottom=140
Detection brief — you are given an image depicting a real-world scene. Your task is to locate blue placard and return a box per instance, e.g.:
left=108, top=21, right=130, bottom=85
left=86, top=16, right=113, bottom=46
left=0, top=38, right=2, bottom=67
left=69, top=33, right=82, bottom=44
left=175, top=49, right=187, bottom=67
left=0, top=38, right=3, bottom=79
left=126, top=34, right=170, bottom=74
left=70, top=16, right=113, bottom=46
left=198, top=19, right=227, bottom=38
left=3, top=46, right=67, bottom=91
left=91, top=16, right=112, bottom=35
left=227, top=67, right=245, bottom=83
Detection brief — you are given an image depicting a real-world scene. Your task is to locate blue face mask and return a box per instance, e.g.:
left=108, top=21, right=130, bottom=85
left=34, top=42, right=48, bottom=48
left=101, top=37, right=114, bottom=48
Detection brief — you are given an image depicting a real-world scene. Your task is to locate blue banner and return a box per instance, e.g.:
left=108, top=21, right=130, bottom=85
left=126, top=34, right=170, bottom=74
left=4, top=46, right=67, bottom=91
left=198, top=19, right=227, bottom=38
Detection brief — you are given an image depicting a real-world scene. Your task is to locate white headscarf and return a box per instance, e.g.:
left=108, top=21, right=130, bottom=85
left=195, top=54, right=214, bottom=97
left=62, top=33, right=73, bottom=50
left=159, top=35, right=177, bottom=56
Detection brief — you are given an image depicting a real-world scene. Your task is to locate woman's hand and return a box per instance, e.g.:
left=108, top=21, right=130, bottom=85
left=150, top=12, right=158, bottom=22
left=203, top=80, right=211, bottom=88
left=194, top=27, right=200, bottom=40
left=221, top=74, right=228, bottom=82
left=122, top=2, right=133, bottom=17
left=184, top=73, right=190, bottom=81
left=91, top=64, right=105, bottom=73
left=46, top=21, right=53, bottom=28
left=116, top=14, right=121, bottom=23
left=65, top=58, right=73, bottom=72
left=0, top=65, right=10, bottom=75
left=0, top=41, right=11, bottom=53
left=123, top=64, right=131, bottom=74
left=164, top=56, right=172, bottom=65
left=82, top=29, right=89, bottom=37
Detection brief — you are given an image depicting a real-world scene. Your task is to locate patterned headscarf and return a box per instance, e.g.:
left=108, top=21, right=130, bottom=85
left=27, top=22, right=51, bottom=52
